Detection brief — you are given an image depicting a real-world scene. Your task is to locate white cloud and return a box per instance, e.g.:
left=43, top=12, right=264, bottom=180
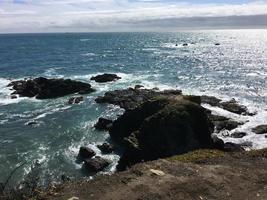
left=0, top=0, right=267, bottom=32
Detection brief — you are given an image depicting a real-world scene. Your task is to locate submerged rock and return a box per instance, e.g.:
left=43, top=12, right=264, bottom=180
left=68, top=96, right=84, bottom=104
left=78, top=147, right=96, bottom=161
left=9, top=77, right=95, bottom=99
left=111, top=96, right=214, bottom=170
left=252, top=125, right=267, bottom=135
left=95, top=87, right=182, bottom=110
left=83, top=156, right=111, bottom=172
left=97, top=143, right=114, bottom=154
left=90, top=73, right=121, bottom=83
left=94, top=118, right=113, bottom=131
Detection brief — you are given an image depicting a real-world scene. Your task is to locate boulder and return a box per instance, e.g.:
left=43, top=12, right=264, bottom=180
left=220, top=99, right=250, bottom=115
left=223, top=142, right=245, bottom=152
left=112, top=96, right=214, bottom=170
left=78, top=147, right=96, bottom=161
left=83, top=156, right=111, bottom=172
left=252, top=125, right=267, bottom=135
left=9, top=77, right=95, bottom=99
left=231, top=132, right=247, bottom=138
left=90, top=74, right=121, bottom=83
left=97, top=143, right=114, bottom=154
left=68, top=96, right=84, bottom=104
left=94, top=118, right=113, bottom=131
left=183, top=43, right=188, bottom=46
left=215, top=43, right=220, bottom=46
left=207, top=114, right=243, bottom=132
left=95, top=88, right=182, bottom=110
left=11, top=95, right=17, bottom=99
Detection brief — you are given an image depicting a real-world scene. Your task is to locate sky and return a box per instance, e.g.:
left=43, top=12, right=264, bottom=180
left=0, top=0, right=267, bottom=33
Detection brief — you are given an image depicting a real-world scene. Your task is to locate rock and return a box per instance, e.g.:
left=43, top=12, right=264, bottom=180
left=83, top=156, right=110, bottom=172
left=207, top=114, right=243, bottom=132
left=215, top=120, right=243, bottom=132
left=90, top=74, right=121, bottom=83
left=200, top=96, right=221, bottom=107
left=223, top=142, right=245, bottom=152
left=113, top=97, right=214, bottom=170
left=25, top=121, right=38, bottom=126
left=220, top=99, right=250, bottom=115
left=150, top=169, right=165, bottom=176
left=78, top=147, right=96, bottom=161
left=97, top=143, right=114, bottom=154
left=183, top=43, right=188, bottom=46
left=68, top=197, right=79, bottom=200
left=215, top=43, right=220, bottom=46
left=252, top=125, right=267, bottom=135
left=68, top=96, right=84, bottom=104
left=61, top=175, right=71, bottom=182
left=9, top=77, right=95, bottom=99
left=94, top=118, right=113, bottom=131
left=95, top=88, right=182, bottom=110
left=231, top=132, right=247, bottom=138
left=211, top=135, right=225, bottom=150
left=11, top=95, right=17, bottom=99
left=134, top=85, right=144, bottom=90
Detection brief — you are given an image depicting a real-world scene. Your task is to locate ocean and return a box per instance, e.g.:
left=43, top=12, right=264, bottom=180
left=0, top=30, right=266, bottom=185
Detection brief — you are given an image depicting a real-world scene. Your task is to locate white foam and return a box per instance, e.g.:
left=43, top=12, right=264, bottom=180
left=82, top=53, right=97, bottom=57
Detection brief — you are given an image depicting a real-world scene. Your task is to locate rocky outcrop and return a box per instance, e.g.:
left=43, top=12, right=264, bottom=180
left=9, top=77, right=95, bottom=99
left=201, top=96, right=254, bottom=116
left=97, top=143, right=114, bottom=154
left=68, top=96, right=84, bottom=104
left=83, top=156, right=111, bottom=172
left=94, top=118, right=113, bottom=131
left=90, top=74, right=121, bottom=83
left=95, top=87, right=182, bottom=110
left=78, top=147, right=96, bottom=161
left=109, top=96, right=214, bottom=170
left=252, top=125, right=267, bottom=135
left=231, top=132, right=247, bottom=138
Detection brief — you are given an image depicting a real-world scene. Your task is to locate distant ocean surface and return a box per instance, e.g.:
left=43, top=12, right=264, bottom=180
left=0, top=30, right=267, bottom=185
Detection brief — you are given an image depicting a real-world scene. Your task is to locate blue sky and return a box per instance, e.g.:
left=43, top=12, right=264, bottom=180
left=0, top=0, right=267, bottom=32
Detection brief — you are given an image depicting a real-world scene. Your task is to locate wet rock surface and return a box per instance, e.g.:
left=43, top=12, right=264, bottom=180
left=9, top=77, right=95, bottom=99
left=78, top=147, right=96, bottom=161
left=97, top=143, right=114, bottom=154
left=252, top=125, right=267, bottom=135
left=90, top=74, right=121, bottom=83
left=68, top=96, right=84, bottom=104
left=231, top=132, right=247, bottom=138
left=83, top=156, right=111, bottom=172
left=94, top=118, right=113, bottom=131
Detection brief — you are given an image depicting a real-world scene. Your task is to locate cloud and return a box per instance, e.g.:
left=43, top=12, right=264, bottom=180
left=0, top=0, right=267, bottom=32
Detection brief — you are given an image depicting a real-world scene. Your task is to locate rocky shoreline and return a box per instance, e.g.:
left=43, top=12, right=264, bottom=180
left=2, top=75, right=267, bottom=200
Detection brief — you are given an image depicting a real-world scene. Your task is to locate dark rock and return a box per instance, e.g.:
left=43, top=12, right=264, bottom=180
left=223, top=142, right=245, bottom=152
left=94, top=118, right=113, bottom=131
left=215, top=43, right=220, bottom=46
left=200, top=95, right=221, bottom=107
left=61, top=175, right=71, bottom=182
left=220, top=99, right=249, bottom=115
left=25, top=121, right=38, bottom=126
left=11, top=95, right=17, bottom=99
left=231, top=132, right=247, bottom=138
left=90, top=74, right=121, bottom=83
left=252, top=125, right=267, bottom=135
left=97, top=143, right=114, bottom=154
left=113, top=97, right=214, bottom=170
left=207, top=114, right=243, bottom=132
left=78, top=147, right=96, bottom=161
left=211, top=135, right=224, bottom=150
left=183, top=43, right=188, bottom=46
left=9, top=77, right=95, bottom=99
left=134, top=85, right=144, bottom=90
left=95, top=88, right=182, bottom=110
left=68, top=96, right=84, bottom=104
left=83, top=156, right=111, bottom=172
left=215, top=120, right=243, bottom=132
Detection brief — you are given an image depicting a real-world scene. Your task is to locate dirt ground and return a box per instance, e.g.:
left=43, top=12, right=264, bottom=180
left=37, top=149, right=267, bottom=200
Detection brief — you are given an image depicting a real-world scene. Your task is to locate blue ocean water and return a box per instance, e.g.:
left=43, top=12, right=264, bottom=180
left=0, top=30, right=267, bottom=185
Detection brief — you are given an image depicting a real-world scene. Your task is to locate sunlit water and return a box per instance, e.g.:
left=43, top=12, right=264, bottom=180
left=0, top=30, right=266, bottom=185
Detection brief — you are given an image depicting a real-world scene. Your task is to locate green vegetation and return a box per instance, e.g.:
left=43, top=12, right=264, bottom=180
left=168, top=149, right=225, bottom=163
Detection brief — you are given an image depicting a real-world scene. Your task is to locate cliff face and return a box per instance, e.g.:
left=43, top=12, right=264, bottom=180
left=34, top=149, right=267, bottom=200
